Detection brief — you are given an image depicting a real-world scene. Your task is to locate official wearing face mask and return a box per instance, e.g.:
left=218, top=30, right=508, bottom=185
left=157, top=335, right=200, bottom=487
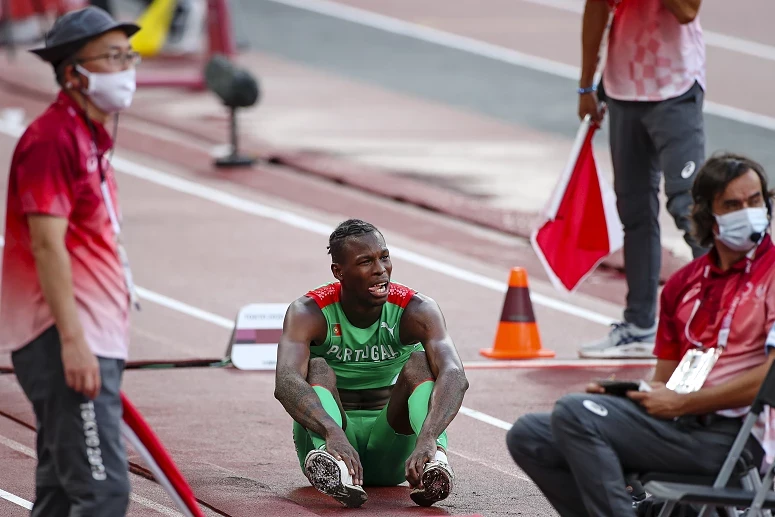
left=714, top=203, right=771, bottom=253
left=0, top=7, right=141, bottom=516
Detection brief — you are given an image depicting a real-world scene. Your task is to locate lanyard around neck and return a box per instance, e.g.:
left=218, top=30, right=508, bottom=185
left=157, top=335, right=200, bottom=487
left=78, top=111, right=139, bottom=310
left=684, top=259, right=753, bottom=351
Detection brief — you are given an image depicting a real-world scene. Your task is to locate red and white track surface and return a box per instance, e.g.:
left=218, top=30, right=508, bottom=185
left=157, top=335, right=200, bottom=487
left=0, top=94, right=653, bottom=516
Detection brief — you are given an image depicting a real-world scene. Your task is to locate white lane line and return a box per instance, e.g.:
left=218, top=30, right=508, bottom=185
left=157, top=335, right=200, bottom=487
left=0, top=489, right=32, bottom=510
left=267, top=0, right=579, bottom=76
left=0, top=431, right=183, bottom=515
left=464, top=358, right=656, bottom=369
left=0, top=434, right=35, bottom=457
left=130, top=493, right=185, bottom=516
left=0, top=238, right=233, bottom=332
left=517, top=0, right=775, bottom=63
left=447, top=449, right=531, bottom=482
left=136, top=287, right=233, bottom=329
left=457, top=407, right=512, bottom=431
left=704, top=32, right=775, bottom=63
left=263, top=0, right=775, bottom=132
left=108, top=154, right=616, bottom=327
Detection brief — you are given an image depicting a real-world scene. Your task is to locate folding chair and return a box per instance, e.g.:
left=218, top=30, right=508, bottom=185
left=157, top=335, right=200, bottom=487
left=644, top=358, right=775, bottom=517
left=628, top=447, right=761, bottom=510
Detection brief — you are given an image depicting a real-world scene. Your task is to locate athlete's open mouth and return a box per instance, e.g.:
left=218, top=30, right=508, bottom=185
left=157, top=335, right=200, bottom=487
left=368, top=281, right=389, bottom=296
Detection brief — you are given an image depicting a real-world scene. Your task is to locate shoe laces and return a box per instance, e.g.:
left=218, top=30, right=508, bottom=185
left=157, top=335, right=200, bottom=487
left=609, top=322, right=631, bottom=337
left=608, top=322, right=650, bottom=346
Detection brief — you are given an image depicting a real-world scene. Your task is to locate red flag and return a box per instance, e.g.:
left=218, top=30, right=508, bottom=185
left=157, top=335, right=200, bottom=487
left=121, top=392, right=205, bottom=517
left=530, top=116, right=623, bottom=292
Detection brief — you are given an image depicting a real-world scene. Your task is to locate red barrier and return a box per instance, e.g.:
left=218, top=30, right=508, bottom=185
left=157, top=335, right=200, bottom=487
left=121, top=392, right=206, bottom=517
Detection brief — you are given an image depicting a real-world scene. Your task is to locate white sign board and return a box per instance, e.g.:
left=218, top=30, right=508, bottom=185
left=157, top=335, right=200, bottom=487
left=227, top=303, right=289, bottom=370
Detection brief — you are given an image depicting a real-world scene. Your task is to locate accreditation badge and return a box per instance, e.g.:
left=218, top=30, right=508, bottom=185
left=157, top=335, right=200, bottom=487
left=666, top=347, right=722, bottom=394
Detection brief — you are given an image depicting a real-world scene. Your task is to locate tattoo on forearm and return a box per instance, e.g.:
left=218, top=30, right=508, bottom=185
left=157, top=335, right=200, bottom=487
left=276, top=370, right=337, bottom=437
left=421, top=373, right=468, bottom=440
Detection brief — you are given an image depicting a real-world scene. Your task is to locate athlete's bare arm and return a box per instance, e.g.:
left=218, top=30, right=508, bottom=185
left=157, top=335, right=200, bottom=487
left=274, top=297, right=340, bottom=434
left=400, top=294, right=469, bottom=456
left=273, top=297, right=363, bottom=483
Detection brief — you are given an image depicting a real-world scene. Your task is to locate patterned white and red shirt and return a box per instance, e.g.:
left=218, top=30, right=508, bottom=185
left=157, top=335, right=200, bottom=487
left=603, top=0, right=706, bottom=101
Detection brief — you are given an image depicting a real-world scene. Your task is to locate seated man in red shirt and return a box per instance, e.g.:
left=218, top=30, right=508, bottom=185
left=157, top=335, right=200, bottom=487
left=506, top=152, right=775, bottom=517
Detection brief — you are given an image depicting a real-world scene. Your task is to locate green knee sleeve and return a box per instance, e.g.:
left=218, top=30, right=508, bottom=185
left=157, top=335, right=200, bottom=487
left=309, top=385, right=342, bottom=449
left=407, top=380, right=448, bottom=450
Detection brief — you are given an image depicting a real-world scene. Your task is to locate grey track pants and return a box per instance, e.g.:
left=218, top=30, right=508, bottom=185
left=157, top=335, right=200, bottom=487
left=506, top=393, right=758, bottom=517
left=606, top=81, right=708, bottom=329
left=11, top=325, right=130, bottom=517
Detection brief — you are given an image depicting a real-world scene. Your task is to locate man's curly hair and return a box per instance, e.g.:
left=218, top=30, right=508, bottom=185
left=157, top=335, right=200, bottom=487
left=327, top=219, right=382, bottom=262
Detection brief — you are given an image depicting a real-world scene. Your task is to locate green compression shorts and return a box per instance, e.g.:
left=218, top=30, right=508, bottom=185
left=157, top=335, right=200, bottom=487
left=293, top=404, right=419, bottom=487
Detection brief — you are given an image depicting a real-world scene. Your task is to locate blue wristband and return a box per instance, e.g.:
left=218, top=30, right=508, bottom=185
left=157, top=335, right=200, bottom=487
left=577, top=85, right=597, bottom=94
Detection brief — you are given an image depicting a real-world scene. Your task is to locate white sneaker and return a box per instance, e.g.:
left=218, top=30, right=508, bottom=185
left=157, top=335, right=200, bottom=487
left=303, top=447, right=367, bottom=508
left=410, top=450, right=454, bottom=507
left=578, top=322, right=656, bottom=359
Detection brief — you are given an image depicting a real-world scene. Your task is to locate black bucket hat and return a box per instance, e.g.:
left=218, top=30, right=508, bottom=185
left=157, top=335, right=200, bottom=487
left=30, top=6, right=140, bottom=65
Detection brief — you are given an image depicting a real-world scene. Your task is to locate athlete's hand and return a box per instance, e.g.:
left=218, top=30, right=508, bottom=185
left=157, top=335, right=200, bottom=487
left=61, top=336, right=101, bottom=400
left=325, top=430, right=363, bottom=486
left=578, top=91, right=604, bottom=124
left=406, top=435, right=437, bottom=488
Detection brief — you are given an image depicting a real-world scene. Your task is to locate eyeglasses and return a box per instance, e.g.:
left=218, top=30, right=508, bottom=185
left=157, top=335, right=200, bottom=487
left=76, top=50, right=142, bottom=68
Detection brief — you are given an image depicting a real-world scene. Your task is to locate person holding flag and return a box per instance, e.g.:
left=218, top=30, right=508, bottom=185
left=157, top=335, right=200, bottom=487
left=574, top=0, right=707, bottom=359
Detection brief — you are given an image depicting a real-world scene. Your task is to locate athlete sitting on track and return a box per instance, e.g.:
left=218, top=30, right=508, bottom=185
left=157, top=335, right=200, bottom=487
left=274, top=219, right=469, bottom=508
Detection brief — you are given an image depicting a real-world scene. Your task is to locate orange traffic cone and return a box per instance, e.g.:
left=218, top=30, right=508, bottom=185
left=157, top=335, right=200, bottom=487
left=480, top=267, right=555, bottom=359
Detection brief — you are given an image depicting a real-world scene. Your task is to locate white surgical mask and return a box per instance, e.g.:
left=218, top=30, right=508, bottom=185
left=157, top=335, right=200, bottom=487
left=714, top=206, right=770, bottom=251
left=76, top=65, right=136, bottom=114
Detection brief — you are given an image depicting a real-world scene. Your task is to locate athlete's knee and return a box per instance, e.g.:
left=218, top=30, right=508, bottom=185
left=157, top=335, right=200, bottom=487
left=397, top=351, right=433, bottom=386
left=307, top=357, right=336, bottom=388
left=406, top=351, right=432, bottom=374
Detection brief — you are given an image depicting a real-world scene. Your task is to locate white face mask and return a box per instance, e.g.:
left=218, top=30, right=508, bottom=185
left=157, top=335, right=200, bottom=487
left=76, top=65, right=136, bottom=114
left=714, top=206, right=770, bottom=251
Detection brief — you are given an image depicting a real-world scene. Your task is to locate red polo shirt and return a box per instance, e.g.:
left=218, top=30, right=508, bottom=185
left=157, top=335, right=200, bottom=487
left=0, top=91, right=130, bottom=360
left=655, top=237, right=775, bottom=406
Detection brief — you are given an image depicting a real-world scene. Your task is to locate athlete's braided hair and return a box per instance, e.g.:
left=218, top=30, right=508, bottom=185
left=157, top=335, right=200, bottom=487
left=328, top=219, right=381, bottom=262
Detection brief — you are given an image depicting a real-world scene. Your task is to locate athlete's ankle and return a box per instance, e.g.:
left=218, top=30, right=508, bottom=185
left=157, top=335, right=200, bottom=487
left=434, top=447, right=448, bottom=464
